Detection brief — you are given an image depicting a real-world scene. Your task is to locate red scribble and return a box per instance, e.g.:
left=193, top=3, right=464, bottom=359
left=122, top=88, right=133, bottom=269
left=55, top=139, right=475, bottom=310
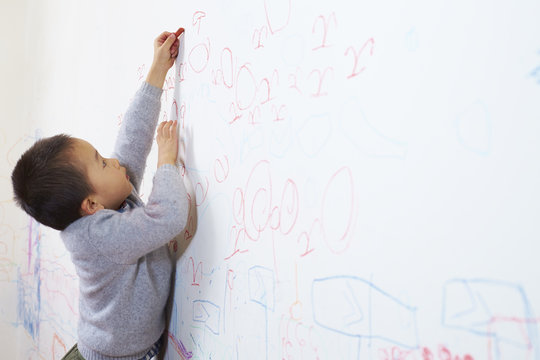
left=220, top=64, right=283, bottom=125
left=169, top=238, right=178, bottom=253
left=270, top=206, right=280, bottom=230
left=295, top=322, right=306, bottom=346
left=307, top=325, right=321, bottom=359
left=248, top=105, right=262, bottom=125
left=280, top=315, right=320, bottom=359
left=422, top=347, right=435, bottom=360
left=378, top=346, right=415, bottom=360
left=232, top=188, right=245, bottom=226
left=257, top=69, right=279, bottom=105
left=222, top=48, right=234, bottom=88
left=321, top=166, right=355, bottom=254
left=252, top=26, right=269, bottom=49
left=272, top=104, right=287, bottom=122
left=224, top=226, right=249, bottom=260
left=163, top=75, right=175, bottom=101
left=438, top=346, right=452, bottom=360
left=179, top=161, right=187, bottom=177
left=183, top=213, right=195, bottom=242
left=192, top=11, right=206, bottom=34
left=137, top=64, right=146, bottom=81
left=188, top=257, right=202, bottom=286
left=177, top=61, right=187, bottom=83
left=188, top=39, right=210, bottom=73
left=419, top=345, right=474, bottom=360
left=52, top=333, right=67, bottom=360
left=117, top=113, right=124, bottom=127
left=279, top=179, right=299, bottom=234
left=376, top=345, right=474, bottom=360
left=226, top=269, right=235, bottom=290
left=308, top=67, right=334, bottom=97
left=288, top=68, right=303, bottom=94
left=171, top=100, right=179, bottom=122
left=487, top=316, right=540, bottom=360
left=230, top=161, right=273, bottom=241
left=194, top=176, right=209, bottom=206
left=345, top=38, right=375, bottom=79
left=214, top=155, right=230, bottom=183
left=244, top=160, right=273, bottom=241
left=179, top=103, right=186, bottom=129
left=236, top=63, right=257, bottom=110
left=264, top=0, right=291, bottom=34
left=312, top=12, right=337, bottom=51
left=228, top=102, right=243, bottom=124
left=297, top=219, right=321, bottom=257
left=213, top=48, right=234, bottom=88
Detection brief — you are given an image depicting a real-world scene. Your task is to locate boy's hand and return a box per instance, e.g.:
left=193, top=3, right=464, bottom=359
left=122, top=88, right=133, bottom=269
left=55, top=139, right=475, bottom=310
left=152, top=32, right=180, bottom=71
left=156, top=120, right=179, bottom=167
left=146, top=31, right=182, bottom=88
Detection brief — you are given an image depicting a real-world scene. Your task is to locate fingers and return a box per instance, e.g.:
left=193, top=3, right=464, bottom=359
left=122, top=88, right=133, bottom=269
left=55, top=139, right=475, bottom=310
left=155, top=31, right=171, bottom=46
left=157, top=120, right=178, bottom=138
left=162, top=33, right=177, bottom=50
left=170, top=39, right=179, bottom=57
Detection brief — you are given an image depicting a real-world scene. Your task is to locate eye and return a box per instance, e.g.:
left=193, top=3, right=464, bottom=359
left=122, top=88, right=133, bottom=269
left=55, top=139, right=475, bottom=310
left=102, top=159, right=107, bottom=168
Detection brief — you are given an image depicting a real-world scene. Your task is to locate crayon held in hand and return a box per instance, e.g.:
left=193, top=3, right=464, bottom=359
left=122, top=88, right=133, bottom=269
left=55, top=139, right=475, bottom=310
left=175, top=27, right=185, bottom=37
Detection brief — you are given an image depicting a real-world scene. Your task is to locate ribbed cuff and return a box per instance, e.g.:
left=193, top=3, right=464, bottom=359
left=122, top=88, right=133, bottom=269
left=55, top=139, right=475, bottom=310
left=140, top=81, right=163, bottom=99
left=78, top=342, right=149, bottom=360
left=156, top=163, right=179, bottom=173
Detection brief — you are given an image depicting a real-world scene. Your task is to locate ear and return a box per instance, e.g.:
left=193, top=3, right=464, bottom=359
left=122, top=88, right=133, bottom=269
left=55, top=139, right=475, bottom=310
left=80, top=196, right=104, bottom=216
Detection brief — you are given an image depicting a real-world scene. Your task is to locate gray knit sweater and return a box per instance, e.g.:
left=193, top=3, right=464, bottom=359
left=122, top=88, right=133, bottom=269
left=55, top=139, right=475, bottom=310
left=61, top=82, right=188, bottom=360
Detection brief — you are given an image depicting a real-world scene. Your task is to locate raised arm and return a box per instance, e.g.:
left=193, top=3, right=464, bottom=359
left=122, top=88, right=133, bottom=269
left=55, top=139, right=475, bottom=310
left=113, top=31, right=182, bottom=191
left=89, top=119, right=187, bottom=264
left=146, top=31, right=181, bottom=88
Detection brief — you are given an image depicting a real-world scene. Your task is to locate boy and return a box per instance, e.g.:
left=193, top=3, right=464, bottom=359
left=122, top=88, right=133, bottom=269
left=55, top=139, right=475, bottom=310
left=11, top=30, right=188, bottom=360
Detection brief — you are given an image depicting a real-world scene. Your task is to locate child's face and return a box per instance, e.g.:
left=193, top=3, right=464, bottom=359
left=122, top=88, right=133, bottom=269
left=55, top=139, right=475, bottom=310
left=72, top=138, right=133, bottom=211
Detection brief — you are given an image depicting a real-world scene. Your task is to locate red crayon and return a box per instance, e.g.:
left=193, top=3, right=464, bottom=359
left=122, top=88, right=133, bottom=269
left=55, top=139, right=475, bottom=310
left=175, top=27, right=185, bottom=37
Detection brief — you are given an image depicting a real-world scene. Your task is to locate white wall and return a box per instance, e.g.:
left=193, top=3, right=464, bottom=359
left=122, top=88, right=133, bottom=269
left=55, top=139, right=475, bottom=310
left=2, top=1, right=540, bottom=359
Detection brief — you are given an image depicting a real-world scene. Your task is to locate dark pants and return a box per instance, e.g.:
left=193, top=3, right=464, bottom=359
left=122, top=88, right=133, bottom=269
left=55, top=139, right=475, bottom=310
left=62, top=344, right=85, bottom=360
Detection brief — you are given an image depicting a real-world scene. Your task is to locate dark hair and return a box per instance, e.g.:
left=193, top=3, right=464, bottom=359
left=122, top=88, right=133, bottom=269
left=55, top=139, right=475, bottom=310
left=11, top=134, right=93, bottom=230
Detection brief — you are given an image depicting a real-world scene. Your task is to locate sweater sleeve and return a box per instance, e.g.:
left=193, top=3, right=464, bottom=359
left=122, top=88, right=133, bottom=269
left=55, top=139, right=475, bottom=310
left=86, top=164, right=189, bottom=265
left=113, top=82, right=163, bottom=192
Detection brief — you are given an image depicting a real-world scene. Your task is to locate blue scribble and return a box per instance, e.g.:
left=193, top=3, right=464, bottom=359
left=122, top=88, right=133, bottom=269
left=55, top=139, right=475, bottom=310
left=16, top=218, right=41, bottom=341
left=193, top=300, right=220, bottom=335
left=338, top=98, right=408, bottom=160
left=248, top=266, right=275, bottom=311
left=442, top=278, right=539, bottom=360
left=312, top=275, right=418, bottom=349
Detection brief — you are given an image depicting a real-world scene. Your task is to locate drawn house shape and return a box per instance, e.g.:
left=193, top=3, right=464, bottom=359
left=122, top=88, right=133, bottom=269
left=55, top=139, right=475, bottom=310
left=312, top=275, right=418, bottom=349
left=249, top=266, right=275, bottom=311
left=193, top=300, right=221, bottom=335
left=442, top=279, right=540, bottom=360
